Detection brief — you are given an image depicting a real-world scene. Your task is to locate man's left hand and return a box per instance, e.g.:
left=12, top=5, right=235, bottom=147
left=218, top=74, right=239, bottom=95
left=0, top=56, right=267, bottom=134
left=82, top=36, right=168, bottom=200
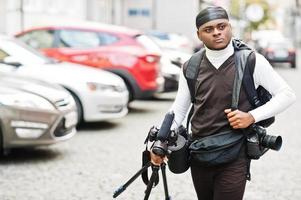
left=224, top=109, right=255, bottom=129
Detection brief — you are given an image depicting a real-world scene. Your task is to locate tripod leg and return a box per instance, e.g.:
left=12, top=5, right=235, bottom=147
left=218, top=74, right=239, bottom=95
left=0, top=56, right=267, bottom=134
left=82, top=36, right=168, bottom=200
left=113, top=162, right=152, bottom=198
left=161, top=164, right=171, bottom=200
left=144, top=165, right=160, bottom=200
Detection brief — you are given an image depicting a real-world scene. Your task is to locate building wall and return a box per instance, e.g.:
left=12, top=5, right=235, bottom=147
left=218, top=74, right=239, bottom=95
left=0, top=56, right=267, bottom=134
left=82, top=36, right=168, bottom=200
left=155, top=0, right=199, bottom=42
left=2, top=0, right=87, bottom=35
left=119, top=0, right=153, bottom=30
left=0, top=0, right=7, bottom=34
left=87, top=0, right=113, bottom=23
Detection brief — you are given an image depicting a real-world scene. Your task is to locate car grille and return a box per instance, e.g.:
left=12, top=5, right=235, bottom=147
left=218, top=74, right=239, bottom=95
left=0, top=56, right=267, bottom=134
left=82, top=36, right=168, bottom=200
left=53, top=118, right=73, bottom=137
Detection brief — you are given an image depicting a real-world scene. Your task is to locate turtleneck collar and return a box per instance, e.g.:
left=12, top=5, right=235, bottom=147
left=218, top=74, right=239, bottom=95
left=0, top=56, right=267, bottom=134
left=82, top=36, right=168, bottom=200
left=204, top=40, right=234, bottom=69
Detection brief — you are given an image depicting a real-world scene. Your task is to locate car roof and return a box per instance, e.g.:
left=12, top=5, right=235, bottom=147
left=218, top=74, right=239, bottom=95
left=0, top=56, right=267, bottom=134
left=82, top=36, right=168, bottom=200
left=18, top=20, right=142, bottom=36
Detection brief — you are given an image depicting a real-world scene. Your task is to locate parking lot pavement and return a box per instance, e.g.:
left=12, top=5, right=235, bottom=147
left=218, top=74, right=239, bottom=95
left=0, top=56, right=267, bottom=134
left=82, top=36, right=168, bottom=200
left=0, top=66, right=300, bottom=200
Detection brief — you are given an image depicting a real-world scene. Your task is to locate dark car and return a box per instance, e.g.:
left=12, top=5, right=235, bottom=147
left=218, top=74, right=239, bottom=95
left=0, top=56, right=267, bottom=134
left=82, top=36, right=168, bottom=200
left=260, top=39, right=296, bottom=68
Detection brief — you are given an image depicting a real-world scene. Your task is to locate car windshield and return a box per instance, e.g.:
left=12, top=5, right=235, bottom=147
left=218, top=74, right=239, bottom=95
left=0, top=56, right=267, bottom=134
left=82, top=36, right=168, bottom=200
left=1, top=39, right=56, bottom=65
left=135, top=35, right=162, bottom=54
left=147, top=32, right=170, bottom=40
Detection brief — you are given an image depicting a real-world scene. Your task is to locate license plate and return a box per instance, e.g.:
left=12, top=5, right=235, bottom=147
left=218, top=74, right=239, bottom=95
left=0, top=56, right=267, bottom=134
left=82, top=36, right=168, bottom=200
left=64, top=111, right=78, bottom=128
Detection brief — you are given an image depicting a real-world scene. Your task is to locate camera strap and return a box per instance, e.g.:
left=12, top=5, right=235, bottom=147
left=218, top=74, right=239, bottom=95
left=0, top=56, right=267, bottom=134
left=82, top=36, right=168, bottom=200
left=141, top=143, right=159, bottom=186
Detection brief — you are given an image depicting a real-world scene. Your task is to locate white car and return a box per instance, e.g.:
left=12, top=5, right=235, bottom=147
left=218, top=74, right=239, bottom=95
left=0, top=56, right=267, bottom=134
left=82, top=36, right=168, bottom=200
left=0, top=71, right=77, bottom=152
left=160, top=49, right=191, bottom=92
left=147, top=31, right=194, bottom=54
left=0, top=36, right=129, bottom=123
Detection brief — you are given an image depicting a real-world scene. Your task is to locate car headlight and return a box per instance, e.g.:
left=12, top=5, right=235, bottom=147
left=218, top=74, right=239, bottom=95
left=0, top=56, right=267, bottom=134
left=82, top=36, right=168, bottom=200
left=0, top=93, right=56, bottom=111
left=86, top=82, right=126, bottom=92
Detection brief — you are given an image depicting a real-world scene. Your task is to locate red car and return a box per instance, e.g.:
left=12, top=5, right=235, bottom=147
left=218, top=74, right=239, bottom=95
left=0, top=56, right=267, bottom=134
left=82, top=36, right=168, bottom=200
left=15, top=22, right=164, bottom=101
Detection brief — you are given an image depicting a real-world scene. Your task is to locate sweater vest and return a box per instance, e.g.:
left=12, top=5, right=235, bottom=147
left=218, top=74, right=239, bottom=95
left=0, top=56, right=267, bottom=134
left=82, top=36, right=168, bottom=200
left=190, top=54, right=252, bottom=138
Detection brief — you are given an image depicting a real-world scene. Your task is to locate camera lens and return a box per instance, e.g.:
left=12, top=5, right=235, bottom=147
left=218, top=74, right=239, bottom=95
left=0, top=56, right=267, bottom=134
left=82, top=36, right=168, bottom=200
left=261, top=135, right=282, bottom=151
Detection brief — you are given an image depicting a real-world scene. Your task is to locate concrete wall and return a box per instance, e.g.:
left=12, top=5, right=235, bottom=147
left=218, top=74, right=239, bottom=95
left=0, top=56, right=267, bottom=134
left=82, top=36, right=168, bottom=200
left=87, top=0, right=113, bottom=23
left=119, top=0, right=153, bottom=30
left=2, top=0, right=87, bottom=35
left=155, top=0, right=199, bottom=42
left=0, top=0, right=6, bottom=34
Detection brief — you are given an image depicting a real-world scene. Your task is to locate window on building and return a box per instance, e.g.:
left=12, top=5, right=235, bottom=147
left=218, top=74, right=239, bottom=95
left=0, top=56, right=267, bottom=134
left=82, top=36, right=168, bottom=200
left=59, top=30, right=100, bottom=48
left=18, top=30, right=55, bottom=49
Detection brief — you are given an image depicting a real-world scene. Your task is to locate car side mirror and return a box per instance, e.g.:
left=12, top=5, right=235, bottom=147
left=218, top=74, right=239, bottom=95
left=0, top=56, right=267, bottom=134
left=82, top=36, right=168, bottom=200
left=3, top=56, right=22, bottom=67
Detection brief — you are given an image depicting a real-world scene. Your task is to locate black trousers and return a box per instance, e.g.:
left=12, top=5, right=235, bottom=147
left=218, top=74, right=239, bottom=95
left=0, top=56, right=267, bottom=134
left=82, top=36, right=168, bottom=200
left=190, top=157, right=248, bottom=200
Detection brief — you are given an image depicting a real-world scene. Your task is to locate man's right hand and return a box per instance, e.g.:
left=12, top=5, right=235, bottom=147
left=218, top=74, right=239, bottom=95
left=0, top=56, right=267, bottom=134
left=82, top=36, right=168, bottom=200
left=150, top=150, right=165, bottom=166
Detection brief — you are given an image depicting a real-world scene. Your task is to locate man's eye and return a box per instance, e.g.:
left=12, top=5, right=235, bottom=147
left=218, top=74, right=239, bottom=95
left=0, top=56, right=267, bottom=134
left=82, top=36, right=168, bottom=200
left=218, top=25, right=226, bottom=30
left=205, top=29, right=212, bottom=33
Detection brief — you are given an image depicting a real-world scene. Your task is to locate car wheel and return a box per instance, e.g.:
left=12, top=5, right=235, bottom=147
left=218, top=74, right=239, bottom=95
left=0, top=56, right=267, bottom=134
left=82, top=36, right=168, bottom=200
left=68, top=92, right=83, bottom=125
left=123, top=80, right=134, bottom=103
left=0, top=125, right=3, bottom=156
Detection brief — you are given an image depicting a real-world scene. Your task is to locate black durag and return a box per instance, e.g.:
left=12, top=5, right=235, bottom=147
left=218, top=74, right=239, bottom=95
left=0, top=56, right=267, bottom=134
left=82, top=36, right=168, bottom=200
left=196, top=6, right=229, bottom=29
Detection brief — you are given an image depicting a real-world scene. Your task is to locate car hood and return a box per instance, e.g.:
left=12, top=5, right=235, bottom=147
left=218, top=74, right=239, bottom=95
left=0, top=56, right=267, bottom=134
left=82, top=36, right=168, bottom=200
left=0, top=72, right=70, bottom=103
left=20, top=61, right=126, bottom=87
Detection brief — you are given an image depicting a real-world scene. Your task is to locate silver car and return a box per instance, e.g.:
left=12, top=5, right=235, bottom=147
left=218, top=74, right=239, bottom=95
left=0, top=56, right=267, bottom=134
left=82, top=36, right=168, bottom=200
left=0, top=71, right=77, bottom=153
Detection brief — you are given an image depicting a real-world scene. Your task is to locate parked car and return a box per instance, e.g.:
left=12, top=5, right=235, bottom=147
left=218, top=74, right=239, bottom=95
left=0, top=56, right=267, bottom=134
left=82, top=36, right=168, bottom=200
left=0, top=35, right=129, bottom=123
left=0, top=70, right=77, bottom=153
left=15, top=22, right=164, bottom=101
left=159, top=50, right=191, bottom=92
left=260, top=39, right=296, bottom=68
left=146, top=30, right=194, bottom=54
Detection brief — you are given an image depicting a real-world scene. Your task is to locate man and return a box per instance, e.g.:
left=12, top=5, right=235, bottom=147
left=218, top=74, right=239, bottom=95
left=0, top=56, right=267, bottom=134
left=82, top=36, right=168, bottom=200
left=151, top=6, right=296, bottom=200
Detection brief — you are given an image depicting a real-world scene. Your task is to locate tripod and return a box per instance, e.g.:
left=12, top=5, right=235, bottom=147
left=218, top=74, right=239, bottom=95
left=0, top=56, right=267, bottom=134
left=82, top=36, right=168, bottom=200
left=113, top=161, right=171, bottom=200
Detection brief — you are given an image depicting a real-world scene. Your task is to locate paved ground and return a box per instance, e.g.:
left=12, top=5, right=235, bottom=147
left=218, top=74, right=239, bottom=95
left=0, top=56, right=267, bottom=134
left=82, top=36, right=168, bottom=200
left=0, top=64, right=300, bottom=200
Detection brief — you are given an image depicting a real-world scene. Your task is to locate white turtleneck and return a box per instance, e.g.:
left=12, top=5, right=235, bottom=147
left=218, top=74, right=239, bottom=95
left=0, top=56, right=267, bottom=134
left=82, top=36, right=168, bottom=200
left=169, top=39, right=296, bottom=129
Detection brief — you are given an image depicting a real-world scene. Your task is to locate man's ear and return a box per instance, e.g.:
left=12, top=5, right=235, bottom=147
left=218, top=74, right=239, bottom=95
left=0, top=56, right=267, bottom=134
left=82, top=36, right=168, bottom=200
left=197, top=30, right=202, bottom=41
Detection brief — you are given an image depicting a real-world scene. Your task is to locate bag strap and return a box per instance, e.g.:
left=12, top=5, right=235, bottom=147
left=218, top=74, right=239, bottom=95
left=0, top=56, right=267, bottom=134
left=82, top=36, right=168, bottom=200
left=241, top=51, right=260, bottom=107
left=141, top=135, right=159, bottom=186
left=184, top=49, right=205, bottom=131
left=184, top=48, right=206, bottom=103
left=232, top=49, right=253, bottom=109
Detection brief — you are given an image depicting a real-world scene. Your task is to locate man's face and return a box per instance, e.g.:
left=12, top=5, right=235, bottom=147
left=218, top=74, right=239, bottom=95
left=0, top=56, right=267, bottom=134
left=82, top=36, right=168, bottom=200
left=197, top=19, right=232, bottom=50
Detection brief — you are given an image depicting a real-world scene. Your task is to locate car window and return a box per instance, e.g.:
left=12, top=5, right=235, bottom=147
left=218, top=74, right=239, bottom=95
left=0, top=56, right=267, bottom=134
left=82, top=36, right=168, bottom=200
left=135, top=35, right=161, bottom=54
left=0, top=49, right=9, bottom=61
left=148, top=32, right=170, bottom=40
left=59, top=30, right=100, bottom=48
left=98, top=32, right=119, bottom=45
left=18, top=30, right=55, bottom=49
left=0, top=39, right=53, bottom=65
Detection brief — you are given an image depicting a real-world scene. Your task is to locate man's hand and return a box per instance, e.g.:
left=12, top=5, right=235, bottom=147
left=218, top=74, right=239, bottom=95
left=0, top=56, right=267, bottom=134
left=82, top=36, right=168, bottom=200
left=224, top=109, right=255, bottom=129
left=150, top=150, right=166, bottom=166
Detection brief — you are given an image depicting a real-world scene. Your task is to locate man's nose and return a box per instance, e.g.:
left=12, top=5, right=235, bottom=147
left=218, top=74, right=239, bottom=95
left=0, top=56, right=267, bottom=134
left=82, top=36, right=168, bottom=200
left=213, top=28, right=221, bottom=36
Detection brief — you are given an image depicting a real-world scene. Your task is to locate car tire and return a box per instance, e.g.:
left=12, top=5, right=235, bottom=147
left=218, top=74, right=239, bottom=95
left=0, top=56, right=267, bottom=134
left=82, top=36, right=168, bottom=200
left=0, top=124, right=3, bottom=156
left=68, top=92, right=83, bottom=125
left=125, top=81, right=134, bottom=103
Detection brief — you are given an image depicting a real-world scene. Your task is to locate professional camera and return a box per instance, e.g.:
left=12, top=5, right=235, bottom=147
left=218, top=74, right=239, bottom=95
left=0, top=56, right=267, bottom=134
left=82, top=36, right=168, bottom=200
left=247, top=124, right=282, bottom=159
left=148, top=125, right=178, bottom=157
left=148, top=111, right=189, bottom=174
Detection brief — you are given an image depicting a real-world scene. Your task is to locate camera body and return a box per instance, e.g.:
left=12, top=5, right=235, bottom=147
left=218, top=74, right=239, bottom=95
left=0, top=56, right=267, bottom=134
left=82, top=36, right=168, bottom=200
left=148, top=112, right=190, bottom=174
left=247, top=124, right=282, bottom=159
left=148, top=125, right=178, bottom=157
